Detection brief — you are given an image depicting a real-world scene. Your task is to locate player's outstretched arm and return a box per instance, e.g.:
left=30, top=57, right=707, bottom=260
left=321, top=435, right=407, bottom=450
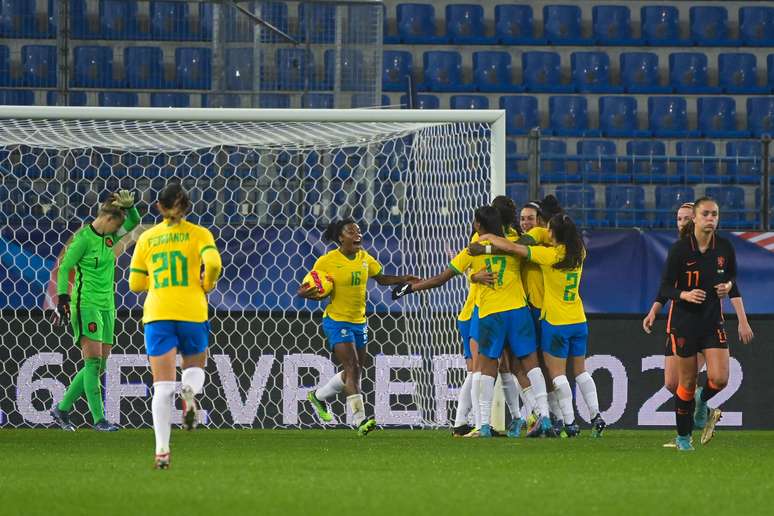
left=372, top=273, right=420, bottom=286
left=471, top=233, right=529, bottom=258
left=392, top=269, right=456, bottom=300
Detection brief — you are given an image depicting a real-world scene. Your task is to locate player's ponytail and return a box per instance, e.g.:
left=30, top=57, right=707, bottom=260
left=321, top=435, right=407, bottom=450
left=549, top=213, right=585, bottom=271
left=679, top=220, right=695, bottom=239
left=540, top=194, right=563, bottom=222
left=491, top=195, right=518, bottom=234
left=323, top=217, right=356, bottom=244
left=474, top=206, right=504, bottom=237
left=158, top=182, right=191, bottom=213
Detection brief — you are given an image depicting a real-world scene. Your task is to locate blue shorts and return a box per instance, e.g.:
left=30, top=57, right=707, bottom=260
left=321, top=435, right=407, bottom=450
left=529, top=305, right=542, bottom=344
left=145, top=320, right=210, bottom=357
left=322, top=316, right=367, bottom=350
left=541, top=320, right=589, bottom=358
left=469, top=306, right=480, bottom=343
left=456, top=318, right=472, bottom=359
left=477, top=307, right=536, bottom=359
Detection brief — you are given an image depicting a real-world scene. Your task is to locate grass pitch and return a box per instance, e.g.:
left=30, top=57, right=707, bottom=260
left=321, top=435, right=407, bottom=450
left=1, top=429, right=772, bottom=516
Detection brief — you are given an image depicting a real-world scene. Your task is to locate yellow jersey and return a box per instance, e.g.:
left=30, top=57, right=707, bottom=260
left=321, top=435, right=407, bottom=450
left=313, top=249, right=382, bottom=324
left=456, top=232, right=480, bottom=322
left=129, top=219, right=221, bottom=324
left=527, top=245, right=586, bottom=325
left=521, top=226, right=552, bottom=309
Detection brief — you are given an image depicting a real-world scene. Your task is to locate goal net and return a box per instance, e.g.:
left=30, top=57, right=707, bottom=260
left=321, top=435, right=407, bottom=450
left=0, top=106, right=505, bottom=429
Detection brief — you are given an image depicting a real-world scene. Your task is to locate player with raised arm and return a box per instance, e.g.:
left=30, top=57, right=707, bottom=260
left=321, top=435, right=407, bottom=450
left=50, top=191, right=140, bottom=432
left=300, top=219, right=418, bottom=436
left=128, top=183, right=222, bottom=469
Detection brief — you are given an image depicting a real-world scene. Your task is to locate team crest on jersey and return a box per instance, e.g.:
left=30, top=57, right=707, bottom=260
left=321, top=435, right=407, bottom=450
left=717, top=256, right=725, bottom=268
left=88, top=322, right=97, bottom=333
left=362, top=261, right=367, bottom=268
left=105, top=237, right=114, bottom=248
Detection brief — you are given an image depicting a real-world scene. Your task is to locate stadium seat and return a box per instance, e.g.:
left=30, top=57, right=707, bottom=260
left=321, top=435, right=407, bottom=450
left=698, top=97, right=749, bottom=138
left=592, top=5, right=639, bottom=45
left=739, top=7, right=774, bottom=46
left=70, top=0, right=96, bottom=38
left=549, top=96, right=599, bottom=137
left=396, top=3, right=446, bottom=43
left=726, top=141, right=762, bottom=184
left=150, top=92, right=190, bottom=108
left=718, top=53, right=766, bottom=94
left=648, top=97, right=698, bottom=138
left=195, top=2, right=212, bottom=41
left=73, top=46, right=117, bottom=88
left=706, top=186, right=747, bottom=227
left=620, top=52, right=671, bottom=94
left=495, top=5, right=545, bottom=45
left=505, top=183, right=530, bottom=206
left=599, top=96, right=650, bottom=138
left=201, top=94, right=241, bottom=108
left=176, top=48, right=211, bottom=89
left=351, top=93, right=386, bottom=108
left=383, top=4, right=399, bottom=44
left=669, top=53, right=720, bottom=94
left=473, top=51, right=521, bottom=92
left=0, top=0, right=36, bottom=38
left=260, top=94, right=289, bottom=108
left=676, top=141, right=717, bottom=183
left=383, top=51, right=413, bottom=92
left=747, top=97, right=774, bottom=137
left=641, top=6, right=690, bottom=46
left=578, top=140, right=627, bottom=183
left=446, top=4, right=493, bottom=44
left=655, top=186, right=695, bottom=227
left=298, top=2, right=336, bottom=43
left=222, top=1, right=251, bottom=42
left=554, top=185, right=596, bottom=226
left=98, top=92, right=138, bottom=107
left=450, top=95, right=488, bottom=110
left=605, top=185, right=647, bottom=227
left=100, top=0, right=140, bottom=39
left=690, top=6, right=738, bottom=46
left=225, top=48, right=256, bottom=91
left=420, top=51, right=472, bottom=92
left=276, top=49, right=311, bottom=90
left=571, top=52, right=622, bottom=93
left=768, top=55, right=774, bottom=92
left=125, top=47, right=166, bottom=89
left=506, top=140, right=527, bottom=183
left=400, top=93, right=439, bottom=109
left=522, top=51, right=572, bottom=93
left=258, top=2, right=288, bottom=43
left=47, top=91, right=87, bottom=106
left=324, top=49, right=364, bottom=91
left=0, top=45, right=8, bottom=86
left=302, top=93, right=334, bottom=109
left=151, top=1, right=190, bottom=40
left=500, top=95, right=539, bottom=136
left=20, top=45, right=56, bottom=87
left=541, top=140, right=581, bottom=183
left=626, top=140, right=668, bottom=184
left=543, top=5, right=593, bottom=45
left=0, top=90, right=34, bottom=105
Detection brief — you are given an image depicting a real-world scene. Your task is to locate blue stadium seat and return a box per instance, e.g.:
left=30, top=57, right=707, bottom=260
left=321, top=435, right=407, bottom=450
left=260, top=93, right=289, bottom=108
left=719, top=53, right=766, bottom=94
left=420, top=51, right=472, bottom=92
left=0, top=0, right=37, bottom=38
left=627, top=140, right=668, bottom=184
left=299, top=2, right=336, bottom=43
left=383, top=51, right=413, bottom=92
left=495, top=5, right=544, bottom=45
left=506, top=140, right=527, bottom=183
left=383, top=4, right=399, bottom=44
left=726, top=141, right=762, bottom=185
left=151, top=1, right=190, bottom=40
left=655, top=186, right=695, bottom=227
left=47, top=91, right=87, bottom=106
left=0, top=90, right=34, bottom=105
left=669, top=53, right=720, bottom=94
left=195, top=2, right=212, bottom=41
left=400, top=93, right=439, bottom=109
left=500, top=95, right=539, bottom=136
left=446, top=4, right=493, bottom=44
left=541, top=140, right=581, bottom=183
left=571, top=52, right=622, bottom=93
left=351, top=93, right=385, bottom=108
left=706, top=186, right=747, bottom=227
left=543, top=5, right=593, bottom=45
left=100, top=0, right=140, bottom=39
left=276, top=49, right=311, bottom=90
left=506, top=183, right=530, bottom=206
left=641, top=6, right=689, bottom=46
left=747, top=97, right=774, bottom=137
left=648, top=97, right=698, bottom=138
left=450, top=95, right=488, bottom=110
left=125, top=47, right=166, bottom=89
left=201, top=94, right=241, bottom=108
left=606, top=185, right=647, bottom=227
left=0, top=45, right=8, bottom=86
left=70, top=0, right=95, bottom=38
left=698, top=97, right=749, bottom=138
left=258, top=2, right=288, bottom=43
left=578, top=140, right=626, bottom=183
left=150, top=93, right=189, bottom=108
left=176, top=48, right=211, bottom=89
left=549, top=96, right=599, bottom=137
left=473, top=51, right=521, bottom=92
left=676, top=141, right=718, bottom=183
left=98, top=92, right=138, bottom=107
left=768, top=55, right=774, bottom=92
left=522, top=51, right=572, bottom=93
left=599, top=96, right=650, bottom=137
left=225, top=48, right=257, bottom=91
left=302, top=93, right=334, bottom=109
left=20, top=45, right=56, bottom=87
left=592, top=5, right=639, bottom=45
left=325, top=49, right=365, bottom=91
left=555, top=185, right=596, bottom=226
left=222, top=1, right=252, bottom=42
left=739, top=7, right=774, bottom=46
left=73, top=46, right=117, bottom=88
left=396, top=3, right=446, bottom=43
left=620, top=52, right=671, bottom=94
left=690, top=7, right=739, bottom=46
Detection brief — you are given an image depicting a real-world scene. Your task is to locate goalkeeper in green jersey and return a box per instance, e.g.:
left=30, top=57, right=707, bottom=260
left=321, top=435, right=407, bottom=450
left=50, top=190, right=140, bottom=431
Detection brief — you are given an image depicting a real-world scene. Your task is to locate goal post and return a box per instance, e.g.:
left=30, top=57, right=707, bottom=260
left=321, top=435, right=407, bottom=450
left=0, top=106, right=507, bottom=429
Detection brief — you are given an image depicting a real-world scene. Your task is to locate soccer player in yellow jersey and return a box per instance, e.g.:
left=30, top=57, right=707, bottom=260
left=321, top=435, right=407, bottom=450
left=128, top=184, right=222, bottom=469
left=476, top=213, right=606, bottom=438
left=394, top=206, right=553, bottom=438
left=299, top=218, right=418, bottom=436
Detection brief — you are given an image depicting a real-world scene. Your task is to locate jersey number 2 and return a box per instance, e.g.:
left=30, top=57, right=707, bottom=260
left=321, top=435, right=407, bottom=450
left=152, top=251, right=189, bottom=288
left=563, top=272, right=578, bottom=301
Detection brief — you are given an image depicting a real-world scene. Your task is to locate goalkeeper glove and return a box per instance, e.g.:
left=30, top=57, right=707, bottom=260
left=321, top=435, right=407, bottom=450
left=52, top=294, right=71, bottom=327
left=392, top=283, right=414, bottom=300
left=112, top=190, right=135, bottom=209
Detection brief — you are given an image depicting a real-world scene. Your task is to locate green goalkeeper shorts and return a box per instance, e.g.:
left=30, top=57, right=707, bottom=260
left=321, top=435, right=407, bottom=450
left=71, top=307, right=116, bottom=345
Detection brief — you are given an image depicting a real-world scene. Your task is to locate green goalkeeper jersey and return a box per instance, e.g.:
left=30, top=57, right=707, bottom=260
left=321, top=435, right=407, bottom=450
left=56, top=206, right=140, bottom=309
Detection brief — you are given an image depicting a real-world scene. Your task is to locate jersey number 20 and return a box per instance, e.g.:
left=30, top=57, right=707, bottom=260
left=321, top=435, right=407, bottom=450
left=152, top=251, right=189, bottom=288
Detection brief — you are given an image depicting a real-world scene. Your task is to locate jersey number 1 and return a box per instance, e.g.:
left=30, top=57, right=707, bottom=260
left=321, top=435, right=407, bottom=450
left=152, top=251, right=189, bottom=288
